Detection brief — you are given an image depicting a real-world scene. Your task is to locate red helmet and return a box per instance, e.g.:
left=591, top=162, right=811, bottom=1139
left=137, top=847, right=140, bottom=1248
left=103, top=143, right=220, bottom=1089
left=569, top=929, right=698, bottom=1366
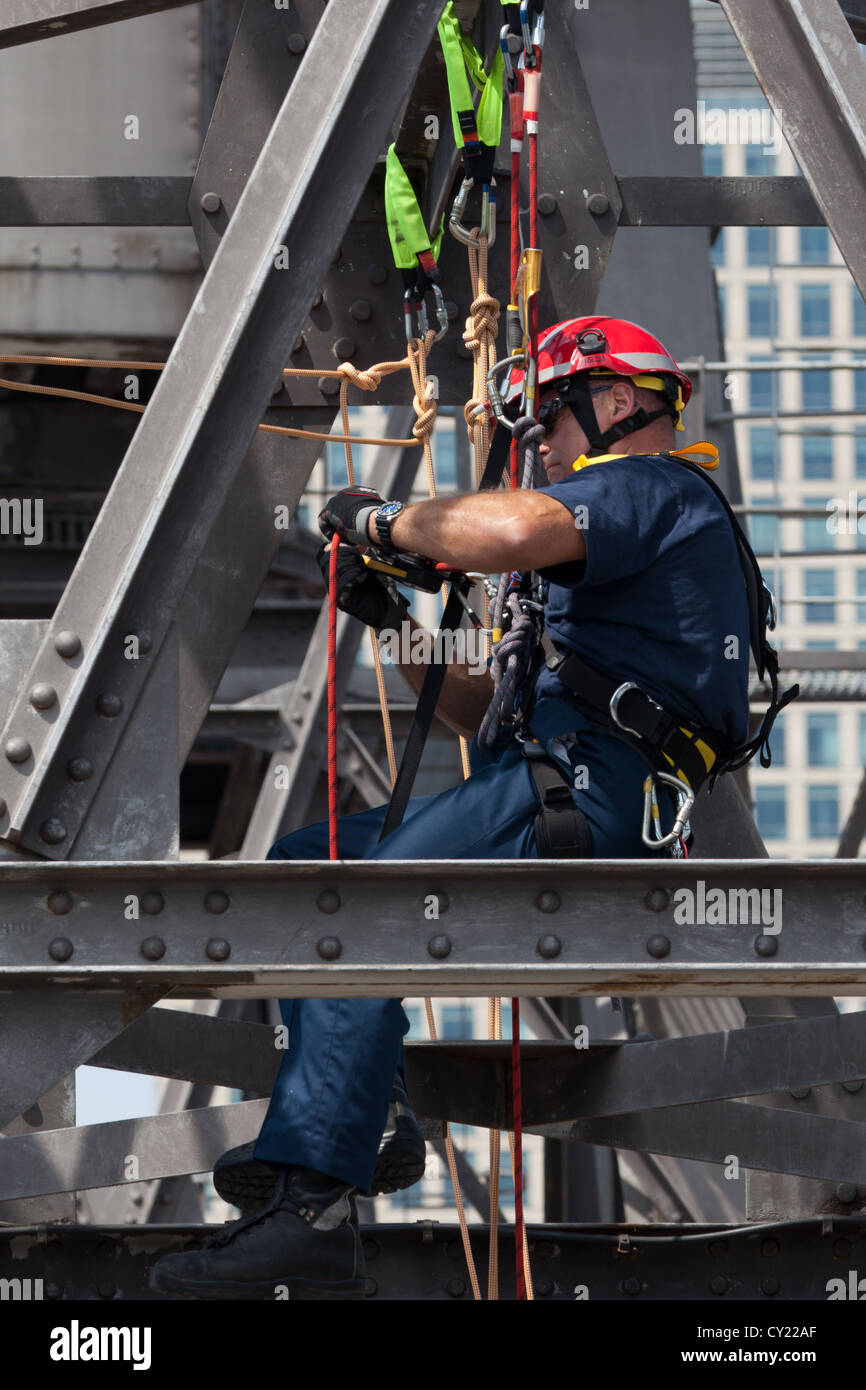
left=504, top=315, right=692, bottom=426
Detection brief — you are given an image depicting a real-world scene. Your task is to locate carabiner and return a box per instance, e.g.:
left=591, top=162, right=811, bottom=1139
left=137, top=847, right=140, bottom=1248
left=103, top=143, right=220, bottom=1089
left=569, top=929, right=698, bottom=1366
left=519, top=1, right=544, bottom=67
left=449, top=177, right=497, bottom=248
left=499, top=24, right=515, bottom=86
left=485, top=352, right=525, bottom=430
left=403, top=289, right=429, bottom=343
left=641, top=770, right=694, bottom=851
left=429, top=283, right=449, bottom=341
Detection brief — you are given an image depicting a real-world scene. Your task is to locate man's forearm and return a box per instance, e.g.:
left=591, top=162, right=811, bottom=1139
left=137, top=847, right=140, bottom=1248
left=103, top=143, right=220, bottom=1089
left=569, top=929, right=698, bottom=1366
left=376, top=614, right=493, bottom=740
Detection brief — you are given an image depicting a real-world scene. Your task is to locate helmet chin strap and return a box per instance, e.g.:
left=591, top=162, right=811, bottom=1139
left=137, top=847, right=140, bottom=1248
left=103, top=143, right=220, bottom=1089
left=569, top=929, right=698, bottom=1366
left=564, top=373, right=672, bottom=454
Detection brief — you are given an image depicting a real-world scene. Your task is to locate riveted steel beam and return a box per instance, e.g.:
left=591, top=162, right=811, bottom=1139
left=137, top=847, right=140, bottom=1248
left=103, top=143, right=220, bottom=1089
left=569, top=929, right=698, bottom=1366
left=0, top=0, right=196, bottom=48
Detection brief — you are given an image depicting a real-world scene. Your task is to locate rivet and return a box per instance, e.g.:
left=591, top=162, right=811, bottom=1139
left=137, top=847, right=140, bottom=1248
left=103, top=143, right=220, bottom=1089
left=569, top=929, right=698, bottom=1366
left=334, top=337, right=356, bottom=360
left=760, top=1277, right=780, bottom=1296
left=205, top=938, right=231, bottom=961
left=349, top=300, right=372, bottom=322
left=446, top=1277, right=466, bottom=1298
left=363, top=1276, right=377, bottom=1298
left=833, top=1237, right=853, bottom=1258
left=30, top=683, right=57, bottom=710
left=533, top=1240, right=558, bottom=1259
left=427, top=889, right=449, bottom=914
left=317, top=890, right=341, bottom=914
left=537, top=934, right=561, bottom=959
left=286, top=32, right=307, bottom=53
left=135, top=632, right=153, bottom=655
left=317, top=936, right=342, bottom=960
left=537, top=193, right=557, bottom=216
left=754, top=933, right=778, bottom=957
left=709, top=1276, right=728, bottom=1295
left=760, top=1239, right=780, bottom=1258
left=47, top=891, right=73, bottom=915
left=67, top=756, right=93, bottom=781
left=587, top=191, right=610, bottom=215
left=836, top=1182, right=858, bottom=1204
left=205, top=890, right=230, bottom=915
left=790, top=1087, right=811, bottom=1100
left=311, top=291, right=324, bottom=309
left=40, top=819, right=67, bottom=845
left=200, top=191, right=221, bottom=213
left=140, top=891, right=164, bottom=916
left=621, top=1277, right=641, bottom=1296
left=140, top=937, right=166, bottom=961
left=646, top=934, right=671, bottom=959
left=362, top=1238, right=379, bottom=1260
left=535, top=1280, right=554, bottom=1297
left=708, top=1240, right=728, bottom=1258
left=536, top=890, right=560, bottom=913
left=644, top=888, right=669, bottom=912
left=48, top=937, right=73, bottom=961
left=318, top=376, right=340, bottom=396
left=95, top=693, right=123, bottom=718
left=843, top=1078, right=864, bottom=1093
left=367, top=264, right=388, bottom=285
left=5, top=737, right=32, bottom=764
left=444, top=299, right=459, bottom=322
left=54, top=631, right=81, bottom=658
left=45, top=1283, right=64, bottom=1300
left=427, top=935, right=452, bottom=959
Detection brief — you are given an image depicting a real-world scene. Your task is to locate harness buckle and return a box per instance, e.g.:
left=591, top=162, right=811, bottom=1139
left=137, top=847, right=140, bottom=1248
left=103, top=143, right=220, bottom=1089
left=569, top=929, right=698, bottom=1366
left=641, top=770, right=694, bottom=851
left=609, top=681, right=664, bottom=738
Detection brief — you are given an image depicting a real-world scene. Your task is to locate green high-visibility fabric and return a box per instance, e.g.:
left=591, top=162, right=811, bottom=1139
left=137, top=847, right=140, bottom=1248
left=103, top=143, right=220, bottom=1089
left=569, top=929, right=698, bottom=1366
left=437, top=2, right=503, bottom=152
left=384, top=144, right=445, bottom=271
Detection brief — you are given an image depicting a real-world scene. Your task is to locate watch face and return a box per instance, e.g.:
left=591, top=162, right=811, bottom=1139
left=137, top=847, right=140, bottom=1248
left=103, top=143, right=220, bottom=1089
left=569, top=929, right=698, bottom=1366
left=380, top=501, right=402, bottom=518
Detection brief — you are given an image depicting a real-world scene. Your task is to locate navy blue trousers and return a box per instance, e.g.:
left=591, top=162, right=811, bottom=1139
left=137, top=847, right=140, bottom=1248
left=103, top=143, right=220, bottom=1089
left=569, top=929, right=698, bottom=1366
left=254, top=724, right=665, bottom=1190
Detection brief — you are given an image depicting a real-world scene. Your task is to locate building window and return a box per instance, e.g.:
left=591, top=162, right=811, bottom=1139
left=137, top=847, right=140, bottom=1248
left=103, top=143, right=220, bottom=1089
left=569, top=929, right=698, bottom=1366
left=799, top=227, right=830, bottom=265
left=856, top=435, right=866, bottom=479
left=717, top=283, right=726, bottom=336
left=749, top=508, right=777, bottom=554
left=801, top=436, right=834, bottom=479
left=753, top=787, right=786, bottom=839
left=748, top=285, right=777, bottom=337
left=702, top=144, right=724, bottom=176
left=746, top=228, right=775, bottom=267
left=745, top=144, right=776, bottom=176
left=441, top=1004, right=472, bottom=1039
left=860, top=712, right=866, bottom=765
left=854, top=285, right=866, bottom=336
left=853, top=351, right=866, bottom=411
left=799, top=285, right=831, bottom=337
left=804, top=569, right=835, bottom=623
left=767, top=713, right=785, bottom=767
left=808, top=786, right=838, bottom=839
left=858, top=569, right=866, bottom=622
left=709, top=228, right=725, bottom=268
left=434, top=428, right=457, bottom=488
left=807, top=713, right=838, bottom=766
left=803, top=497, right=834, bottom=553
left=801, top=354, right=832, bottom=411
left=750, top=426, right=775, bottom=480
left=749, top=355, right=776, bottom=412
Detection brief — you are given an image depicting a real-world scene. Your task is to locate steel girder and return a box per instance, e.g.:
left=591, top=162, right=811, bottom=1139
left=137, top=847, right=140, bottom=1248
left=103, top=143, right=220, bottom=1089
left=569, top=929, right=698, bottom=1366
left=0, top=0, right=444, bottom=858
left=0, top=0, right=196, bottom=48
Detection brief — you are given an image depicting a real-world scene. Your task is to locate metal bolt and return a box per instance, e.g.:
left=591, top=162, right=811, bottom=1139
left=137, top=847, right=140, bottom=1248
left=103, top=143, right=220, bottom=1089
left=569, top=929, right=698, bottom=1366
left=318, top=376, right=340, bottom=396
left=205, top=890, right=230, bottom=915
left=311, top=291, right=324, bottom=309
left=754, top=932, right=778, bottom=957
left=334, top=337, right=356, bottom=360
left=67, top=756, right=93, bottom=782
left=536, top=890, right=561, bottom=913
left=646, top=934, right=671, bottom=959
left=427, top=889, right=449, bottom=914
left=49, top=937, right=73, bottom=962
left=427, top=935, right=452, bottom=959
left=40, top=819, right=67, bottom=845
left=205, top=937, right=231, bottom=961
left=30, top=683, right=57, bottom=711
left=349, top=300, right=372, bottom=322
left=47, top=891, right=73, bottom=916
left=54, top=631, right=81, bottom=658
left=444, top=299, right=459, bottom=322
left=200, top=192, right=221, bottom=213
left=363, top=1276, right=377, bottom=1297
left=140, top=891, right=164, bottom=916
left=760, top=1239, right=780, bottom=1258
left=533, top=1240, right=558, bottom=1259
left=708, top=1240, right=728, bottom=1258
left=136, top=632, right=153, bottom=655
left=317, top=890, right=341, bottom=914
left=836, top=1182, right=858, bottom=1204
left=587, top=192, right=610, bottom=215
left=5, top=737, right=31, bottom=764
left=537, top=193, right=557, bottom=216
left=760, top=1277, right=780, bottom=1296
left=95, top=693, right=123, bottom=718
left=317, top=936, right=342, bottom=960
left=537, top=934, right=562, bottom=959
left=621, top=1277, right=641, bottom=1296
left=790, top=1087, right=811, bottom=1100
left=367, top=264, right=388, bottom=285
left=140, top=937, right=166, bottom=961
left=446, top=1277, right=466, bottom=1298
left=287, top=32, right=307, bottom=54
left=709, top=1276, right=728, bottom=1295
left=833, top=1237, right=853, bottom=1258
left=535, top=1279, right=554, bottom=1297
left=644, top=887, right=669, bottom=912
left=843, top=1078, right=864, bottom=1093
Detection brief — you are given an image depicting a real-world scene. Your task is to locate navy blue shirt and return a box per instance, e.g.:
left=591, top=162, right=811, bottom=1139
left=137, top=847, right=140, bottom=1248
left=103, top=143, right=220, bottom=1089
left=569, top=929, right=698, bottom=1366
left=530, top=452, right=751, bottom=745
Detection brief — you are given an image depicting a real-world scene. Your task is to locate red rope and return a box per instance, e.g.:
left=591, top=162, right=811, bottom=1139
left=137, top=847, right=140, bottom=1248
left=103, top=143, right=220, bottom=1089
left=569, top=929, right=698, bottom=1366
left=327, top=538, right=340, bottom=861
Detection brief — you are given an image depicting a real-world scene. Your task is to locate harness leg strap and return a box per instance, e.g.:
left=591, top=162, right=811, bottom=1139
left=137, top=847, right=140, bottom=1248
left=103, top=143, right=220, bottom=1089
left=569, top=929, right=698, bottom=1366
left=529, top=757, right=593, bottom=859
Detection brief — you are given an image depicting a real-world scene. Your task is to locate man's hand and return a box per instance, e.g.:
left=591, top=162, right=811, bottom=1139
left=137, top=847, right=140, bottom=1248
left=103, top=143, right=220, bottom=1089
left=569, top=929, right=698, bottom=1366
left=317, top=542, right=410, bottom=630
left=318, top=486, right=385, bottom=547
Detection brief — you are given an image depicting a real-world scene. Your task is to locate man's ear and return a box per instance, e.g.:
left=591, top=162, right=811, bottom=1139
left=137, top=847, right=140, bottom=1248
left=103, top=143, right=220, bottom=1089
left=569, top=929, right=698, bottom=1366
left=609, top=380, right=636, bottom=422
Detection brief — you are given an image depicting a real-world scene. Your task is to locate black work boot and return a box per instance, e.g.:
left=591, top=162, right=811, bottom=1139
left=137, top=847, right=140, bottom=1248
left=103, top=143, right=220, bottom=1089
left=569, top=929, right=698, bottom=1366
left=213, top=1069, right=426, bottom=1213
left=148, top=1165, right=364, bottom=1301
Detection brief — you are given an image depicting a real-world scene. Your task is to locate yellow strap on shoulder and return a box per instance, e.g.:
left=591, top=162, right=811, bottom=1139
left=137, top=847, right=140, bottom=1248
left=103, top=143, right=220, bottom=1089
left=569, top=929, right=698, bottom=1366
left=669, top=441, right=719, bottom=469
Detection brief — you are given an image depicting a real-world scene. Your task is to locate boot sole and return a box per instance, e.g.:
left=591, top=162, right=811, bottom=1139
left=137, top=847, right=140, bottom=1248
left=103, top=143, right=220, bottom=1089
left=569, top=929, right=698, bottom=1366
left=215, top=1148, right=427, bottom=1212
left=149, top=1270, right=365, bottom=1301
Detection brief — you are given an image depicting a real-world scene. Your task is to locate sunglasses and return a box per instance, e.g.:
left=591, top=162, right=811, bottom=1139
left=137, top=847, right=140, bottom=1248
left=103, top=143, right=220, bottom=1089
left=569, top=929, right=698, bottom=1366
left=537, top=385, right=612, bottom=438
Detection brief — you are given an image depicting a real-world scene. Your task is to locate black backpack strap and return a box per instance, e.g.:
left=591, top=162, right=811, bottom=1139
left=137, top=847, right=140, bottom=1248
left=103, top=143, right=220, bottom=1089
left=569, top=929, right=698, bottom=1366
left=528, top=756, right=594, bottom=858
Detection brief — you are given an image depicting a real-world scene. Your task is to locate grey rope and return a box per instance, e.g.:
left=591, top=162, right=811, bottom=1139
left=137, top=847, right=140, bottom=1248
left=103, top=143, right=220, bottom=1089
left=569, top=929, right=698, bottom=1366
left=478, top=592, right=536, bottom=747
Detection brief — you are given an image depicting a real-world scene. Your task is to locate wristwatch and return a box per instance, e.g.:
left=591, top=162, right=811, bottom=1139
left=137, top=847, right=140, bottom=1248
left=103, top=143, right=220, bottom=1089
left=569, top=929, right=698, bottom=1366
left=374, top=499, right=405, bottom=550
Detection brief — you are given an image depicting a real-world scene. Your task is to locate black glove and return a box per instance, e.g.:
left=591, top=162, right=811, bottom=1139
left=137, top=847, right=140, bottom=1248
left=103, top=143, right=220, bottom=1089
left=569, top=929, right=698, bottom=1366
left=318, top=485, right=385, bottom=546
left=317, top=542, right=410, bottom=631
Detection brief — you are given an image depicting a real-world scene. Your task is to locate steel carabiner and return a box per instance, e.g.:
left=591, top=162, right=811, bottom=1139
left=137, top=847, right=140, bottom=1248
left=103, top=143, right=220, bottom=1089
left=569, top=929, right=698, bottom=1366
left=449, top=176, right=497, bottom=248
